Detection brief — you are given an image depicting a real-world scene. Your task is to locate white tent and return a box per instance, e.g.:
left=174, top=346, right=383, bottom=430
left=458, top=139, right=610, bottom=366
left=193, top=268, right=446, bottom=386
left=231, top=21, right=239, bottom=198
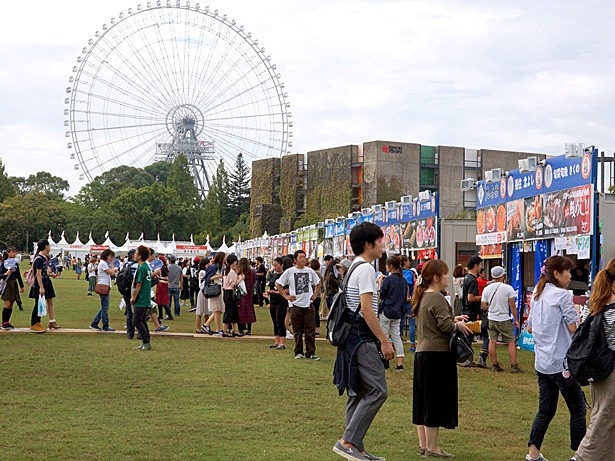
left=115, top=233, right=133, bottom=253
left=57, top=231, right=69, bottom=247
left=101, top=232, right=118, bottom=250
left=85, top=232, right=96, bottom=247
left=216, top=236, right=230, bottom=254
left=67, top=231, right=90, bottom=259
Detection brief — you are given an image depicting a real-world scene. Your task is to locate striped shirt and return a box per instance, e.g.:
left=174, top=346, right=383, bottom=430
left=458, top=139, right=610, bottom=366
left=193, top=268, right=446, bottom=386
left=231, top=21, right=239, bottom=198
left=604, top=309, right=615, bottom=352
left=344, top=257, right=379, bottom=317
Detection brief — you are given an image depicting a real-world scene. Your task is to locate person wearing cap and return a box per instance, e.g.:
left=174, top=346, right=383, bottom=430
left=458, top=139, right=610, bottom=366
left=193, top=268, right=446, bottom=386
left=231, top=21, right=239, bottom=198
left=481, top=266, right=522, bottom=373
left=336, top=258, right=352, bottom=281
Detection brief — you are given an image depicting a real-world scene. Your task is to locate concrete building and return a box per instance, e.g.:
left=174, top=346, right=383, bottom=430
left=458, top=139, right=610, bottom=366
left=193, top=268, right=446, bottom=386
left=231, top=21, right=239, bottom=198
left=249, top=140, right=546, bottom=236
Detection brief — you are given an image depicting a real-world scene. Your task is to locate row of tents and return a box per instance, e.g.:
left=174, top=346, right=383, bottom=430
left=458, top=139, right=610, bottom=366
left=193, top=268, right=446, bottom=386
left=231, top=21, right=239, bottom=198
left=41, top=231, right=237, bottom=259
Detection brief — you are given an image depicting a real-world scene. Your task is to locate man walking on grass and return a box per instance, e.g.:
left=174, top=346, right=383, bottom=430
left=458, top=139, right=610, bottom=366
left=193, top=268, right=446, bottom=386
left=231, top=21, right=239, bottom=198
left=333, top=222, right=395, bottom=461
left=167, top=255, right=183, bottom=317
left=481, top=266, right=523, bottom=373
left=461, top=255, right=484, bottom=367
left=276, top=250, right=321, bottom=361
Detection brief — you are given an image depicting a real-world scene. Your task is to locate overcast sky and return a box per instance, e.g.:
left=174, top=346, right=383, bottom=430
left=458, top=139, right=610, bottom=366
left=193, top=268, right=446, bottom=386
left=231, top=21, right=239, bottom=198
left=0, top=0, right=613, bottom=195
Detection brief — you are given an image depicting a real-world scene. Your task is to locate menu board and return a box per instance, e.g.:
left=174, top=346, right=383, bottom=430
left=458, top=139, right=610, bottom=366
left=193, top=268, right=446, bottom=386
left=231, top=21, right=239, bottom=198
left=477, top=151, right=595, bottom=244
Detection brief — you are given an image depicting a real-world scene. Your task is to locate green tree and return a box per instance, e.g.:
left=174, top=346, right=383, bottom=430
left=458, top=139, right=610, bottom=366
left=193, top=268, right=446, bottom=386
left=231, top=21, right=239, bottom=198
left=0, top=159, right=15, bottom=202
left=167, top=154, right=201, bottom=207
left=0, top=192, right=67, bottom=250
left=144, top=161, right=172, bottom=185
left=228, top=153, right=251, bottom=222
left=74, top=166, right=154, bottom=208
left=201, top=160, right=231, bottom=247
left=9, top=171, right=69, bottom=198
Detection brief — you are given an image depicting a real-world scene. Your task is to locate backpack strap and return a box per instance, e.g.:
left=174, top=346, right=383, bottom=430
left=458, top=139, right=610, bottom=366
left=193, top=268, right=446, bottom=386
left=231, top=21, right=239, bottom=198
left=342, top=261, right=369, bottom=314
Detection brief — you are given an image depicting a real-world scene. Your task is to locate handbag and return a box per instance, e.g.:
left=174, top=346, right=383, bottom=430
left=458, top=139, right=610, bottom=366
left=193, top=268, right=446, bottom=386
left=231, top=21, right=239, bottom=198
left=203, top=283, right=222, bottom=299
left=94, top=284, right=110, bottom=296
left=450, top=330, right=474, bottom=363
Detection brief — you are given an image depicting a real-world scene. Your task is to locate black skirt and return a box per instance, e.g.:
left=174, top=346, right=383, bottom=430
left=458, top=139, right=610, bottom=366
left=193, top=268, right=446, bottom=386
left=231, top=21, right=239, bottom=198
left=222, top=289, right=239, bottom=324
left=29, top=278, right=56, bottom=300
left=412, top=351, right=458, bottom=429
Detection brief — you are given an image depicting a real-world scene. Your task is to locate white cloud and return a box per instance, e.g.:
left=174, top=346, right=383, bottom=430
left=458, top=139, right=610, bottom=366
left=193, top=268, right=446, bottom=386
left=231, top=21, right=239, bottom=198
left=0, top=0, right=613, bottom=195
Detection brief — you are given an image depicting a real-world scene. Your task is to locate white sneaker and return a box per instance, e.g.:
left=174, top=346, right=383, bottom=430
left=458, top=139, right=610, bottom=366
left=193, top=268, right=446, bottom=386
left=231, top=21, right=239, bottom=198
left=286, top=331, right=294, bottom=339
left=294, top=354, right=305, bottom=359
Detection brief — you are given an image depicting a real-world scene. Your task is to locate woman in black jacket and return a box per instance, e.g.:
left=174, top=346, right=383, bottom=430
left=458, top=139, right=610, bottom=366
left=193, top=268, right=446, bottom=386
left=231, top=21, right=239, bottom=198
left=378, top=256, right=407, bottom=371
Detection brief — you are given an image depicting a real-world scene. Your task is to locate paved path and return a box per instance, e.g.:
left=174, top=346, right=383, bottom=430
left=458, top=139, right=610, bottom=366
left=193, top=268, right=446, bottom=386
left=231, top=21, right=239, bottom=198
left=0, top=327, right=329, bottom=341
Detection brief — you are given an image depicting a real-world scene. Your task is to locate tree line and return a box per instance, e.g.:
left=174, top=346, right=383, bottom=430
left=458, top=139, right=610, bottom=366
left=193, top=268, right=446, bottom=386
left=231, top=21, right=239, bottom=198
left=0, top=154, right=251, bottom=251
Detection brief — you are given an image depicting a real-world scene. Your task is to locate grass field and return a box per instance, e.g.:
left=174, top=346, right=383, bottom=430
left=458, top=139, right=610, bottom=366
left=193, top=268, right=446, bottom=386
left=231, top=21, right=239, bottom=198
left=0, top=276, right=584, bottom=461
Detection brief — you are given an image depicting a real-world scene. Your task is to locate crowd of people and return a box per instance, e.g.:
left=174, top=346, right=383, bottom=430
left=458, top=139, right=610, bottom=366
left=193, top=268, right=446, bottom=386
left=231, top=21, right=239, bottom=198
left=2, top=230, right=614, bottom=460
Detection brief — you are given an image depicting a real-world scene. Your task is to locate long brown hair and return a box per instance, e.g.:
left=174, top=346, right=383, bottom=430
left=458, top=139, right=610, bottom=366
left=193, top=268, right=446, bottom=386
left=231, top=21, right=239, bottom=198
left=237, top=257, right=251, bottom=276
left=589, top=258, right=615, bottom=315
left=533, top=255, right=573, bottom=300
left=411, top=259, right=449, bottom=316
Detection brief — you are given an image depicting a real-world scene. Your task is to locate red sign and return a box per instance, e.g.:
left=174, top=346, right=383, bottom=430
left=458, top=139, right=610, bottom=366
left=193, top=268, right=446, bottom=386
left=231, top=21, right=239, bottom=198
left=90, top=245, right=109, bottom=252
left=176, top=245, right=209, bottom=251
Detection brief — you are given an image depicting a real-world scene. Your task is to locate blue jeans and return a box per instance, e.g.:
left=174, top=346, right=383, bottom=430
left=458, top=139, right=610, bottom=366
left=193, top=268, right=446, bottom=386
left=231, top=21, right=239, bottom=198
left=407, top=317, right=416, bottom=345
left=169, top=288, right=181, bottom=316
left=528, top=371, right=586, bottom=451
left=92, top=294, right=110, bottom=328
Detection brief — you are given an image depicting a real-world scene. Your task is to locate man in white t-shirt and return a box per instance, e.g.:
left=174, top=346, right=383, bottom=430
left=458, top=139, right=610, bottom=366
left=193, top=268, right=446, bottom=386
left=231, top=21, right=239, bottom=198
left=481, top=266, right=522, bottom=373
left=333, top=222, right=394, bottom=461
left=276, top=250, right=321, bottom=361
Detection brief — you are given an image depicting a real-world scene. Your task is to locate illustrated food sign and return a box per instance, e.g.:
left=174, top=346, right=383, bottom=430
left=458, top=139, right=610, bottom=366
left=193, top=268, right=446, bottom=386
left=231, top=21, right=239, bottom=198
left=476, top=178, right=507, bottom=247
left=476, top=150, right=594, bottom=245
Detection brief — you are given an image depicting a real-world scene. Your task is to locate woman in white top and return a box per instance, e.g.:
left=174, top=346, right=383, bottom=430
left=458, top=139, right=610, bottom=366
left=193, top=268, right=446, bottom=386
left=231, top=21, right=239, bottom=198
left=87, top=256, right=98, bottom=296
left=90, top=249, right=118, bottom=332
left=526, top=256, right=586, bottom=461
left=195, top=258, right=210, bottom=333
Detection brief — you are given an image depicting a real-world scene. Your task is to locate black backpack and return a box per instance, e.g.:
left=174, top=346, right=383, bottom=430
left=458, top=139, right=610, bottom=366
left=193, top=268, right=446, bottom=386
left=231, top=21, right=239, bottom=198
left=116, top=262, right=135, bottom=297
left=566, top=303, right=615, bottom=386
left=326, top=261, right=368, bottom=346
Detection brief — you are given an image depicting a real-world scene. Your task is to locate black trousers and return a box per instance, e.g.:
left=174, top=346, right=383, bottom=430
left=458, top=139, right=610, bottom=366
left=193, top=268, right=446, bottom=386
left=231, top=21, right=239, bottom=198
left=124, top=294, right=134, bottom=338
left=133, top=306, right=151, bottom=344
left=189, top=285, right=198, bottom=308
left=270, top=303, right=287, bottom=337
left=528, top=371, right=586, bottom=451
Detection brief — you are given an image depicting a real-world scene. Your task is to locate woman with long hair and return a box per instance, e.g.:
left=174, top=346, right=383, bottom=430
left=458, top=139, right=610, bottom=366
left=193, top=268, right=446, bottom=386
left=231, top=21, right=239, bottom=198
left=195, top=257, right=210, bottom=333
left=266, top=257, right=288, bottom=349
left=202, top=252, right=226, bottom=336
left=452, top=264, right=465, bottom=317
left=412, top=259, right=471, bottom=458
left=0, top=246, right=24, bottom=330
left=222, top=254, right=245, bottom=337
left=154, top=256, right=173, bottom=320
left=90, top=249, right=118, bottom=332
left=526, top=255, right=586, bottom=461
left=237, top=257, right=257, bottom=335
left=574, top=258, right=615, bottom=460
left=29, top=240, right=59, bottom=332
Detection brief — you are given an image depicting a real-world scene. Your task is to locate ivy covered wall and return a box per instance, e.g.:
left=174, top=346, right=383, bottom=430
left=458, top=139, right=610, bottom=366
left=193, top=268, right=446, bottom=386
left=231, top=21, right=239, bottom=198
left=250, top=158, right=281, bottom=236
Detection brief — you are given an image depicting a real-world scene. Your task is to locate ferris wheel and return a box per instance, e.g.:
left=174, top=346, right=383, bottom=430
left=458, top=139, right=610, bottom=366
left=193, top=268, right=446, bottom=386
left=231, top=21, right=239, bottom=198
left=65, top=1, right=292, bottom=196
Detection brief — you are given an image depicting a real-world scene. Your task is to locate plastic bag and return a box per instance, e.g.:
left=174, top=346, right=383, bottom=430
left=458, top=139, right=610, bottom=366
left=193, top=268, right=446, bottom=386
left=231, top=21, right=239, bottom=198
left=517, top=327, right=535, bottom=352
left=119, top=297, right=126, bottom=311
left=38, top=295, right=48, bottom=317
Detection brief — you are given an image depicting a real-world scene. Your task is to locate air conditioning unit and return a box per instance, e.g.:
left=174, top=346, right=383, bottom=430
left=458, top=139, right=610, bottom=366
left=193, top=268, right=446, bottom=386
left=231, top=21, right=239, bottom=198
left=317, top=222, right=324, bottom=228
left=385, top=201, right=397, bottom=210
left=518, top=158, right=530, bottom=173
left=491, top=168, right=504, bottom=181
left=527, top=157, right=538, bottom=171
left=361, top=208, right=372, bottom=214
left=325, top=219, right=335, bottom=225
left=401, top=195, right=413, bottom=205
left=372, top=204, right=382, bottom=213
left=460, top=179, right=476, bottom=192
left=484, top=170, right=494, bottom=183
left=565, top=143, right=584, bottom=159
left=418, top=191, right=430, bottom=201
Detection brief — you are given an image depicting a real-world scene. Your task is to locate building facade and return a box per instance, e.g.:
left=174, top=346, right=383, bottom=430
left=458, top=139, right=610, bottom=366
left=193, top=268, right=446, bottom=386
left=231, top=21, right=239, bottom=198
left=249, top=140, right=546, bottom=235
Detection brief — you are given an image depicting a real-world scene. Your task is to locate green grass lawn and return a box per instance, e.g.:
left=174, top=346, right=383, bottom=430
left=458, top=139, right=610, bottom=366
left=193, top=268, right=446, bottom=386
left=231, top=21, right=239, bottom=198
left=0, top=277, right=584, bottom=460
